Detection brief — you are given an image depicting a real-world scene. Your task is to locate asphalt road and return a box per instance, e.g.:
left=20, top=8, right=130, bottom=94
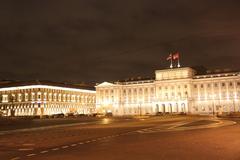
left=0, top=117, right=102, bottom=131
left=0, top=116, right=239, bottom=160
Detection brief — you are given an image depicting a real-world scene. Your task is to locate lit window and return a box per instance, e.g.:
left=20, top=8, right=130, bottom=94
left=165, top=93, right=168, bottom=97
left=222, top=92, right=226, bottom=98
left=18, top=94, right=22, bottom=102
left=179, top=92, right=182, bottom=97
left=151, top=88, right=154, bottom=93
left=25, top=93, right=28, bottom=101
left=31, top=93, right=35, bottom=100
left=2, top=95, right=8, bottom=103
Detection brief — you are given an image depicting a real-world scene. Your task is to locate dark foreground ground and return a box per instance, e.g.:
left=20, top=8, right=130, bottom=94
left=0, top=115, right=239, bottom=160
left=0, top=116, right=102, bottom=131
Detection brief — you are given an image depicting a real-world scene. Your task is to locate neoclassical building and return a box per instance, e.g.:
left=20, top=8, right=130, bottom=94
left=0, top=81, right=96, bottom=116
left=96, top=67, right=240, bottom=116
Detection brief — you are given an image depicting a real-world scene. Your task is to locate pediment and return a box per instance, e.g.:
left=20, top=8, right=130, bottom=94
left=96, top=82, right=115, bottom=87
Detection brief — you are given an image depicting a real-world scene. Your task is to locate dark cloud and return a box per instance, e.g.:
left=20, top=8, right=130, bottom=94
left=0, top=0, right=240, bottom=83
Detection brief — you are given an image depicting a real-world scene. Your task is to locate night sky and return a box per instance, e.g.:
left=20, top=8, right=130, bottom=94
left=1, top=0, right=240, bottom=83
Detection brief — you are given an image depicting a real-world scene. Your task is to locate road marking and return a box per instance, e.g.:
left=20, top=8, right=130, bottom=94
left=79, top=142, right=84, bottom=145
left=18, top=148, right=34, bottom=151
left=10, top=157, right=20, bottom=160
left=62, top=146, right=69, bottom=149
left=26, top=153, right=36, bottom=157
left=85, top=140, right=91, bottom=143
left=71, top=144, right=77, bottom=147
left=22, top=143, right=35, bottom=146
left=52, top=148, right=59, bottom=151
left=91, top=139, right=96, bottom=142
left=40, top=150, right=48, bottom=154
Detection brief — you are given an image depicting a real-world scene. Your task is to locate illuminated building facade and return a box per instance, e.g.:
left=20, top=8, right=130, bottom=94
left=0, top=81, right=96, bottom=116
left=96, top=67, right=240, bottom=116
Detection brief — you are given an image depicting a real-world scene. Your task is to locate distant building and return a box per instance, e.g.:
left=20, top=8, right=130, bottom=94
left=0, top=81, right=96, bottom=116
left=96, top=67, right=240, bottom=116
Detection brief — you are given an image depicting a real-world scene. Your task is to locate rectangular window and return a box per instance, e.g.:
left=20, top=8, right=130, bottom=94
left=2, top=95, right=8, bottom=103
left=31, top=93, right=35, bottom=101
left=25, top=94, right=28, bottom=101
